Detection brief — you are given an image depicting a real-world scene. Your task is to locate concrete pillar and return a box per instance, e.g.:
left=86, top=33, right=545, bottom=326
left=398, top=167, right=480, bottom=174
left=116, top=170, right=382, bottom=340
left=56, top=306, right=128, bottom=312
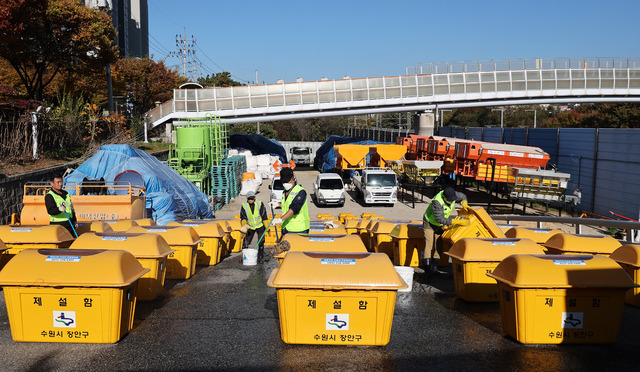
left=413, top=111, right=435, bottom=137
left=166, top=123, right=174, bottom=144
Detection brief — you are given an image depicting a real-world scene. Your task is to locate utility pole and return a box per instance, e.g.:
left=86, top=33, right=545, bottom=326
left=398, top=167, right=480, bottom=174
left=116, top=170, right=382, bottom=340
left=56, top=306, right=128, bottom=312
left=492, top=108, right=505, bottom=128
left=526, top=109, right=537, bottom=128
left=169, top=27, right=197, bottom=81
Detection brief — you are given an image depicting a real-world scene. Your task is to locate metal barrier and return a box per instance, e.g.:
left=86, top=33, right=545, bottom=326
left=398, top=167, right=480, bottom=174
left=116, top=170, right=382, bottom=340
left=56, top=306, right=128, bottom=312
left=491, top=215, right=640, bottom=243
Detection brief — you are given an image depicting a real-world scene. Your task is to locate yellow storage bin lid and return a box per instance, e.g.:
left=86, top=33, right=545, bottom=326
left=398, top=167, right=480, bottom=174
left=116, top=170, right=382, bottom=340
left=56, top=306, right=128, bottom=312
left=345, top=219, right=363, bottom=229
left=102, top=219, right=139, bottom=232
left=267, top=252, right=407, bottom=290
left=389, top=223, right=424, bottom=239
left=446, top=238, right=545, bottom=262
left=0, top=249, right=149, bottom=287
left=371, top=220, right=421, bottom=234
left=127, top=226, right=201, bottom=246
left=75, top=221, right=114, bottom=234
left=0, top=225, right=74, bottom=244
left=281, top=234, right=367, bottom=253
left=338, top=212, right=354, bottom=219
left=183, top=219, right=233, bottom=233
left=543, top=233, right=621, bottom=255
left=70, top=232, right=174, bottom=258
left=361, top=213, right=376, bottom=219
left=0, top=239, right=7, bottom=251
left=458, top=207, right=506, bottom=238
left=167, top=221, right=225, bottom=238
left=487, top=254, right=635, bottom=289
left=505, top=227, right=563, bottom=243
left=225, top=219, right=243, bottom=231
left=135, top=218, right=156, bottom=226
left=610, top=244, right=640, bottom=268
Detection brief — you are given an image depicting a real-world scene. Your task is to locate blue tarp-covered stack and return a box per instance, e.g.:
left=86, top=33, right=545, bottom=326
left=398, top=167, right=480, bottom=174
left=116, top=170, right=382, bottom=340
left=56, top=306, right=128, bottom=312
left=65, top=144, right=213, bottom=225
left=314, top=135, right=377, bottom=173
left=229, top=134, right=287, bottom=163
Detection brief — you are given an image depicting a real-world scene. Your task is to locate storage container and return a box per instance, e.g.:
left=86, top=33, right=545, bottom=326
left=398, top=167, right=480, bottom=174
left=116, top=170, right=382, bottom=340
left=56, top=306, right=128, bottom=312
left=75, top=221, right=114, bottom=236
left=609, top=244, right=640, bottom=307
left=505, top=227, right=564, bottom=249
left=274, top=234, right=367, bottom=265
left=488, top=254, right=635, bottom=344
left=445, top=238, right=545, bottom=302
left=102, top=219, right=139, bottom=232
left=390, top=223, right=425, bottom=267
left=127, top=226, right=200, bottom=279
left=441, top=207, right=506, bottom=251
left=0, top=249, right=148, bottom=343
left=543, top=233, right=621, bottom=256
left=168, top=221, right=225, bottom=265
left=267, top=251, right=406, bottom=345
left=0, top=225, right=74, bottom=268
left=70, top=232, right=173, bottom=301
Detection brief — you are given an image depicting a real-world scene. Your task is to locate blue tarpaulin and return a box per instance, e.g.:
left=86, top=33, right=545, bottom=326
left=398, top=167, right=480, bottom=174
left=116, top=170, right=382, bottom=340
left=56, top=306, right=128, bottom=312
left=314, top=135, right=377, bottom=173
left=65, top=144, right=213, bottom=225
left=229, top=134, right=287, bottom=163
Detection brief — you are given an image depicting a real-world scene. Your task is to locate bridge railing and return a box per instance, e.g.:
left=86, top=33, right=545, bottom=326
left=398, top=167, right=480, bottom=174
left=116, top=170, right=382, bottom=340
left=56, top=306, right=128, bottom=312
left=147, top=57, right=640, bottom=124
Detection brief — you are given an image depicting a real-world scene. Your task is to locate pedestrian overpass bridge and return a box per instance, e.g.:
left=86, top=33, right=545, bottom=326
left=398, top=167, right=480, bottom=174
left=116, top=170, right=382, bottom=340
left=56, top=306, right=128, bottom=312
left=146, top=57, right=640, bottom=127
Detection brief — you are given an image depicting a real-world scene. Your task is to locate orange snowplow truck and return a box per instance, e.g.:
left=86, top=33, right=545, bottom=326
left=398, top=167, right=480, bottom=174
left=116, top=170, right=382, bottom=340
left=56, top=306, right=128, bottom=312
left=13, top=182, right=146, bottom=225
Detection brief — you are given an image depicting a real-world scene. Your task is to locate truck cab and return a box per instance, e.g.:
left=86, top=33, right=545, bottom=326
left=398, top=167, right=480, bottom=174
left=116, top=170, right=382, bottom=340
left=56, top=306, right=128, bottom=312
left=290, top=147, right=312, bottom=166
left=352, top=168, right=398, bottom=206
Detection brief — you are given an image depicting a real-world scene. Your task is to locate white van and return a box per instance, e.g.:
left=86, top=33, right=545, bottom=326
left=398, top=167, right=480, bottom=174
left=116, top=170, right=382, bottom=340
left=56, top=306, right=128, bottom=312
left=313, top=173, right=346, bottom=207
left=269, top=176, right=284, bottom=207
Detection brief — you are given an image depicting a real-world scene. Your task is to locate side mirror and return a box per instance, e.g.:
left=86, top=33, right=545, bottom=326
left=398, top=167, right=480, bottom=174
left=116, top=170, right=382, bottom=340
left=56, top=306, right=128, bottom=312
left=268, top=185, right=272, bottom=189
left=290, top=148, right=293, bottom=153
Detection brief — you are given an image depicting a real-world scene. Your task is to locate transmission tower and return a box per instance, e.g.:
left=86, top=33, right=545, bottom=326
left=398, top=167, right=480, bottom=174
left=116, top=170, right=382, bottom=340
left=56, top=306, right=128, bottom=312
left=169, top=27, right=197, bottom=81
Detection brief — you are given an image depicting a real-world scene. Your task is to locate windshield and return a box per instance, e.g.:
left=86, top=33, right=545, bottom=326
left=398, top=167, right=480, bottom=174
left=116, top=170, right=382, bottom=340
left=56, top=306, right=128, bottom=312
left=293, top=148, right=310, bottom=155
left=366, top=174, right=396, bottom=187
left=319, top=179, right=343, bottom=190
left=272, top=179, right=284, bottom=190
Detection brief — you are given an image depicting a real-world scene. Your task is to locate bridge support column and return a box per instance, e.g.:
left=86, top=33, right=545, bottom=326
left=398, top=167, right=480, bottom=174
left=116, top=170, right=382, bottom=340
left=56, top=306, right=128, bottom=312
left=166, top=123, right=174, bottom=143
left=413, top=112, right=435, bottom=137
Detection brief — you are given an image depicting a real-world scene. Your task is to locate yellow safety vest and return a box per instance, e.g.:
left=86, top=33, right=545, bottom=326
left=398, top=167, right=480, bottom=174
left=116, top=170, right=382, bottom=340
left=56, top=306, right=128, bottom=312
left=47, top=190, right=73, bottom=223
left=424, top=190, right=455, bottom=227
left=243, top=201, right=263, bottom=229
left=281, top=184, right=310, bottom=232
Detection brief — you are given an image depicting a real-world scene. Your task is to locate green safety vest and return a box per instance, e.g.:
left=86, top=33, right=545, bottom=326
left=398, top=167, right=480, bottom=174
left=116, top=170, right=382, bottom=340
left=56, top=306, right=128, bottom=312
left=243, top=201, right=263, bottom=229
left=281, top=184, right=310, bottom=232
left=47, top=190, right=73, bottom=223
left=424, top=190, right=455, bottom=227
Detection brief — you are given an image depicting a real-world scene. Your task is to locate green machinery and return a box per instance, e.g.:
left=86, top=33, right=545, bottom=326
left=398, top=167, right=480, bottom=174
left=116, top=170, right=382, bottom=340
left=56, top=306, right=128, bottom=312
left=167, top=114, right=228, bottom=193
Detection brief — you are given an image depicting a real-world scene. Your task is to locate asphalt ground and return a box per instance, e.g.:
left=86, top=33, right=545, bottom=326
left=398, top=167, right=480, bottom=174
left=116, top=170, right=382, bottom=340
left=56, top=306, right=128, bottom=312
left=0, top=168, right=637, bottom=371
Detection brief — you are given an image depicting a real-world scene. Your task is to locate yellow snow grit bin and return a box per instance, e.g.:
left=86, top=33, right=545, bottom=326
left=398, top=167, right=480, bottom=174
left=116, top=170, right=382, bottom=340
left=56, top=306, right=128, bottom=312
left=441, top=207, right=506, bottom=251
left=102, top=219, right=139, bottom=232
left=127, top=226, right=201, bottom=279
left=364, top=218, right=392, bottom=252
left=264, top=214, right=282, bottom=246
left=390, top=223, right=425, bottom=267
left=274, top=234, right=367, bottom=266
left=75, top=221, right=114, bottom=236
left=0, top=225, right=74, bottom=269
left=0, top=249, right=148, bottom=343
left=445, top=238, right=545, bottom=302
left=505, top=227, right=563, bottom=251
left=225, top=219, right=246, bottom=253
left=357, top=217, right=387, bottom=251
left=308, top=223, right=348, bottom=236
left=315, top=213, right=335, bottom=220
left=185, top=219, right=233, bottom=256
left=168, top=221, right=225, bottom=265
left=543, top=233, right=621, bottom=256
left=370, top=220, right=421, bottom=259
left=487, top=254, right=635, bottom=344
left=267, top=251, right=407, bottom=345
left=344, top=219, right=363, bottom=235
left=497, top=224, right=519, bottom=234
left=609, top=244, right=640, bottom=307
left=70, top=232, right=174, bottom=301
left=360, top=212, right=377, bottom=219
left=338, top=212, right=355, bottom=224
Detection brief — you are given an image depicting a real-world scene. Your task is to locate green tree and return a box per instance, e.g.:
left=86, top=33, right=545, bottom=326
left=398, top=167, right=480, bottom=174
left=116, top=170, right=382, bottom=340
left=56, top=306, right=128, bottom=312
left=0, top=0, right=117, bottom=101
left=198, top=72, right=243, bottom=87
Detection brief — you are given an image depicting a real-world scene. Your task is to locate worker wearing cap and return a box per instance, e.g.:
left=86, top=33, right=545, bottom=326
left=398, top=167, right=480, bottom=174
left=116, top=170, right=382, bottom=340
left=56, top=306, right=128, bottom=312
left=240, top=191, right=268, bottom=263
left=423, top=187, right=469, bottom=272
left=44, top=173, right=77, bottom=236
left=271, top=167, right=310, bottom=235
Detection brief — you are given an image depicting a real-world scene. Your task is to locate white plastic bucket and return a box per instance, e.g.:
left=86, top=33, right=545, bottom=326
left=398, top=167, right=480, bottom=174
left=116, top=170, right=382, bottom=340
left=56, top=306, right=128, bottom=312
left=243, top=248, right=258, bottom=266
left=395, top=266, right=414, bottom=292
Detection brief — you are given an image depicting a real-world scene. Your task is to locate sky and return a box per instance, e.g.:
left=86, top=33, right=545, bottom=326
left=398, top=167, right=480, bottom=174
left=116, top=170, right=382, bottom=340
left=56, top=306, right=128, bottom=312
left=148, top=0, right=640, bottom=84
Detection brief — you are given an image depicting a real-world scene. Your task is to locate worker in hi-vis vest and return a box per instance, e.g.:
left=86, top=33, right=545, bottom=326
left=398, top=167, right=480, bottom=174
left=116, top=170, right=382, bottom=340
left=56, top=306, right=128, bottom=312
left=423, top=187, right=469, bottom=273
left=44, top=173, right=77, bottom=236
left=270, top=167, right=310, bottom=236
left=240, top=191, right=268, bottom=263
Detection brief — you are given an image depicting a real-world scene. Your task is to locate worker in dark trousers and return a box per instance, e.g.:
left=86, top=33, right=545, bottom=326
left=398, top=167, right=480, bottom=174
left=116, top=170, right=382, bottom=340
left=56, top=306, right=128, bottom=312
left=423, top=187, right=469, bottom=273
left=240, top=191, right=268, bottom=263
left=44, top=173, right=77, bottom=236
left=271, top=167, right=310, bottom=236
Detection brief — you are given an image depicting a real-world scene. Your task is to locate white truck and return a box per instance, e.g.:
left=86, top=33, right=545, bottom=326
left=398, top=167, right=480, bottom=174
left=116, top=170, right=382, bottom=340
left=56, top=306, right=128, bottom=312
left=351, top=168, right=398, bottom=205
left=290, top=147, right=313, bottom=166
